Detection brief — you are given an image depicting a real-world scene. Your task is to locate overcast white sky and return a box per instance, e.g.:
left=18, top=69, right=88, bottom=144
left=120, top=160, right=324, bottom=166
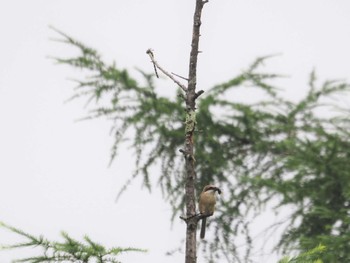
left=0, top=1, right=349, bottom=262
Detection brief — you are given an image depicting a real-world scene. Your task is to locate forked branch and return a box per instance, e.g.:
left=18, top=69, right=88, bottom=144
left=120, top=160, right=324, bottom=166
left=146, top=49, right=187, bottom=92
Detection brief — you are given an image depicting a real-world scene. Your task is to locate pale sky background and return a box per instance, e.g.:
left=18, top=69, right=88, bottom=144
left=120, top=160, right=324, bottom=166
left=0, top=1, right=349, bottom=262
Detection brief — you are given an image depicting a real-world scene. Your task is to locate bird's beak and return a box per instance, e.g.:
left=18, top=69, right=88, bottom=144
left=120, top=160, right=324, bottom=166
left=215, top=187, right=222, bottom=195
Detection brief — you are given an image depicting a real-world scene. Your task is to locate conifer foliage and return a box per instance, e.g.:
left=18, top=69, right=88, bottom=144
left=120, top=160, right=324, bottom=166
left=0, top=222, right=146, bottom=263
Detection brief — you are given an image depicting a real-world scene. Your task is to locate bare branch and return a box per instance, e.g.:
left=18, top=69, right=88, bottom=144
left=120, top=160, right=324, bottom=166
left=146, top=49, right=187, bottom=92
left=194, top=90, right=205, bottom=99
left=146, top=49, right=159, bottom=78
left=171, top=72, right=189, bottom=81
left=180, top=213, right=212, bottom=223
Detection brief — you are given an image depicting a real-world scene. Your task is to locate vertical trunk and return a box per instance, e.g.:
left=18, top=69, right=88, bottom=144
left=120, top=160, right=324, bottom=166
left=184, top=1, right=206, bottom=263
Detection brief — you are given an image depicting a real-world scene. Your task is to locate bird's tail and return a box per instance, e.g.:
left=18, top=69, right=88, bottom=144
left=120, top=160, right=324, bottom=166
left=200, top=217, right=206, bottom=239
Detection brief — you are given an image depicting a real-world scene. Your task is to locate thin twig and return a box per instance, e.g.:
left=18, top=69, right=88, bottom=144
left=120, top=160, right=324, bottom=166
left=180, top=213, right=211, bottom=223
left=146, top=49, right=187, bottom=92
left=146, top=49, right=159, bottom=78
left=153, top=64, right=159, bottom=78
left=171, top=72, right=189, bottom=81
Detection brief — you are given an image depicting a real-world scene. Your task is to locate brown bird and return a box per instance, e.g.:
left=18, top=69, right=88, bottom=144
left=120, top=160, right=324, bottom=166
left=199, top=184, right=221, bottom=239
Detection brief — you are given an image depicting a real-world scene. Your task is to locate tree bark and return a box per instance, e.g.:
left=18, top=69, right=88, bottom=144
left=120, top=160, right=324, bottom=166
left=184, top=1, right=207, bottom=263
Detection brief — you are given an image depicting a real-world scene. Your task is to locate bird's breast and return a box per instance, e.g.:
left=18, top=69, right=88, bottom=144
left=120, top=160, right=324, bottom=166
left=199, top=191, right=216, bottom=214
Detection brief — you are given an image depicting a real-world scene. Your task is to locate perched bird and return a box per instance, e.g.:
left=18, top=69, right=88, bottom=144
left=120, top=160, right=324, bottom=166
left=199, top=184, right=221, bottom=239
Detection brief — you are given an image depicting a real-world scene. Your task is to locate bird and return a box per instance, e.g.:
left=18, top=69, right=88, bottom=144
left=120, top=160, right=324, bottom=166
left=198, top=184, right=221, bottom=239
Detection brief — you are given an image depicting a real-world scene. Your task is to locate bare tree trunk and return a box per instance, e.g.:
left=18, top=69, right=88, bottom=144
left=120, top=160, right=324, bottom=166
left=147, top=2, right=208, bottom=262
left=184, top=1, right=208, bottom=263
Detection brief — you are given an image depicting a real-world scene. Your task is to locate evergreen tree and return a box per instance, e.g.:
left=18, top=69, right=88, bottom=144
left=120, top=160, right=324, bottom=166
left=45, top=0, right=350, bottom=258
left=49, top=25, right=350, bottom=262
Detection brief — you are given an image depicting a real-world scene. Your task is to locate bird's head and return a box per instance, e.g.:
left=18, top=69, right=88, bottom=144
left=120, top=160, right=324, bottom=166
left=202, top=184, right=221, bottom=194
